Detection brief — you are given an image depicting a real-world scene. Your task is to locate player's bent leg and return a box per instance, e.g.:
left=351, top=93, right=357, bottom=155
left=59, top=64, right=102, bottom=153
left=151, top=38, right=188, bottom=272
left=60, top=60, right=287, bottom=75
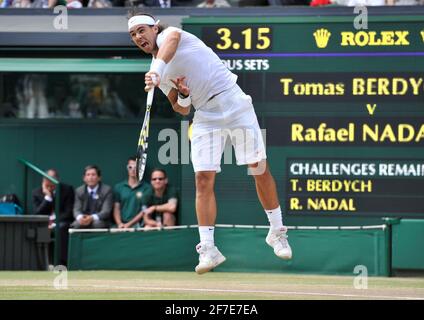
left=195, top=171, right=217, bottom=226
left=248, top=160, right=279, bottom=210
left=248, top=161, right=293, bottom=260
left=194, top=171, right=226, bottom=274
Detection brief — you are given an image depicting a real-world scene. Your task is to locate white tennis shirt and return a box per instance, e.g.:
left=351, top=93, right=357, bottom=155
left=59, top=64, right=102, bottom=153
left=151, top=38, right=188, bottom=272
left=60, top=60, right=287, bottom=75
left=153, top=27, right=238, bottom=109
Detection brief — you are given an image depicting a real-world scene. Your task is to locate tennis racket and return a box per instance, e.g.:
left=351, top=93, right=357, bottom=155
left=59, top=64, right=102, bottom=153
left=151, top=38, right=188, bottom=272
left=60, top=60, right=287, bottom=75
left=136, top=87, right=155, bottom=182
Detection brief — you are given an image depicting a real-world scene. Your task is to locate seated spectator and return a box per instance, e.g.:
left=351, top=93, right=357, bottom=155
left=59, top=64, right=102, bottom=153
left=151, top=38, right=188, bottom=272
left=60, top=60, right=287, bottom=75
left=331, top=0, right=420, bottom=5
left=111, top=0, right=124, bottom=5
left=32, top=169, right=74, bottom=266
left=238, top=0, right=268, bottom=6
left=132, top=0, right=173, bottom=7
left=47, top=0, right=68, bottom=7
left=8, top=0, right=31, bottom=7
left=0, top=0, right=13, bottom=7
left=87, top=0, right=112, bottom=7
left=66, top=0, right=83, bottom=7
left=283, top=0, right=310, bottom=4
left=197, top=0, right=230, bottom=7
left=309, top=0, right=331, bottom=5
left=72, top=165, right=113, bottom=229
left=47, top=0, right=82, bottom=7
left=142, top=168, right=178, bottom=228
left=112, top=156, right=151, bottom=228
left=386, top=0, right=421, bottom=4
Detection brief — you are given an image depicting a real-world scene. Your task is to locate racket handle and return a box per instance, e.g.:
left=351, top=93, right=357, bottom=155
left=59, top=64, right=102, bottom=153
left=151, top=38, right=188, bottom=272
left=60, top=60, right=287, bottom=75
left=147, top=87, right=155, bottom=106
left=144, top=74, right=158, bottom=93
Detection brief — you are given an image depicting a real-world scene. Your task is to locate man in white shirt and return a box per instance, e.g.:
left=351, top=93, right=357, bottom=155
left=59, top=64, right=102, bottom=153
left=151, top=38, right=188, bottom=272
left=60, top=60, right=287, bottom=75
left=128, top=13, right=292, bottom=274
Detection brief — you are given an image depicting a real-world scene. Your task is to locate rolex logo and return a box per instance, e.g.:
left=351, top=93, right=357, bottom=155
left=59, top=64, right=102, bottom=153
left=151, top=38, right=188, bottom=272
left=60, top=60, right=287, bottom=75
left=313, top=28, right=331, bottom=49
left=421, top=30, right=424, bottom=42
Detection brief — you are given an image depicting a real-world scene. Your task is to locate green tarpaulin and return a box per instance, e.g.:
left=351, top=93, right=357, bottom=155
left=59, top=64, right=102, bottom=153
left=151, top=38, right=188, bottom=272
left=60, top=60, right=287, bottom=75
left=68, top=226, right=390, bottom=276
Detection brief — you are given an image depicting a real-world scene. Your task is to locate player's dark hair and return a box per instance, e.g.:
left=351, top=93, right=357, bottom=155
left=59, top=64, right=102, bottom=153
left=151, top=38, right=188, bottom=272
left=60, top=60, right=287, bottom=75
left=151, top=168, right=167, bottom=179
left=127, top=9, right=167, bottom=33
left=84, top=165, right=101, bottom=177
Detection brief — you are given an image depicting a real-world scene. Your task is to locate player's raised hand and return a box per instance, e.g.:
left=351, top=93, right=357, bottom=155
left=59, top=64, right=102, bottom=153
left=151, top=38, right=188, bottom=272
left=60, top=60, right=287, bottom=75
left=144, top=72, right=160, bottom=91
left=171, top=76, right=190, bottom=97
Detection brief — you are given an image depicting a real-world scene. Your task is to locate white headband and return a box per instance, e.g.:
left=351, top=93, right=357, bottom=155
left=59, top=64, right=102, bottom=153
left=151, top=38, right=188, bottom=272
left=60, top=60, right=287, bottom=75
left=128, top=15, right=160, bottom=31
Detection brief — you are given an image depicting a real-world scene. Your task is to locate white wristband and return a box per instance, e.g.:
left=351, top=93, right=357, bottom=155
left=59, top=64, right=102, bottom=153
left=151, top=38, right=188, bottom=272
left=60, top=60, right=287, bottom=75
left=177, top=94, right=192, bottom=108
left=150, top=59, right=166, bottom=80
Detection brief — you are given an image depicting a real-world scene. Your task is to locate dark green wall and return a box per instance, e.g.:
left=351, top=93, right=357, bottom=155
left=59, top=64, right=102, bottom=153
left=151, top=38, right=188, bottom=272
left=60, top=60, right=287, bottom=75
left=392, top=219, right=424, bottom=270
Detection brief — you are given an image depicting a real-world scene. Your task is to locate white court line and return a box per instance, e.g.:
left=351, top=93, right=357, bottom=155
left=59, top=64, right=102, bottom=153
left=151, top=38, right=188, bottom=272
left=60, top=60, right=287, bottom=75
left=90, top=284, right=424, bottom=300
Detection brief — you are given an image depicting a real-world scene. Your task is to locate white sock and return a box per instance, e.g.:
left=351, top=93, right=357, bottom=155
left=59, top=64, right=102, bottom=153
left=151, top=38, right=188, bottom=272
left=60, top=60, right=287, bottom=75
left=265, top=206, right=283, bottom=231
left=199, top=226, right=215, bottom=245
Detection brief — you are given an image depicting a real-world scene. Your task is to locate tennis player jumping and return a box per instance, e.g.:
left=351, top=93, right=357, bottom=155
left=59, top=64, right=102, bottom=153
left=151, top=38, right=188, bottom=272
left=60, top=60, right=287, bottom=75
left=128, top=12, right=292, bottom=274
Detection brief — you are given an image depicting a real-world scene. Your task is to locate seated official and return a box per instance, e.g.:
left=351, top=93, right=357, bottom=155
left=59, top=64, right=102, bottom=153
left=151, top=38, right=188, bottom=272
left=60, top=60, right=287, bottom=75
left=32, top=169, right=74, bottom=266
left=72, top=165, right=113, bottom=229
left=142, top=169, right=178, bottom=228
left=113, top=156, right=152, bottom=228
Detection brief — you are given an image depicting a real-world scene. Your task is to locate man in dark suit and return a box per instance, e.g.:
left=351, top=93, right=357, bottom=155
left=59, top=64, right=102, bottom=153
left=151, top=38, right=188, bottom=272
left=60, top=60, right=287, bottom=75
left=32, top=169, right=75, bottom=267
left=72, top=165, right=113, bottom=229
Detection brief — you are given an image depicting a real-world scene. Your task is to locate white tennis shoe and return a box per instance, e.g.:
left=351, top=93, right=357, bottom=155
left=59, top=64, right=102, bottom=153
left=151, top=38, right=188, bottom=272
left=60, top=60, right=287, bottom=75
left=195, top=242, right=226, bottom=275
left=266, top=226, right=292, bottom=260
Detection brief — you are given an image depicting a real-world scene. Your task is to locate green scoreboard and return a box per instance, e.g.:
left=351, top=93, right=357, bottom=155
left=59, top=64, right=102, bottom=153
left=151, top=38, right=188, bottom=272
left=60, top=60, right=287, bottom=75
left=181, top=14, right=424, bottom=224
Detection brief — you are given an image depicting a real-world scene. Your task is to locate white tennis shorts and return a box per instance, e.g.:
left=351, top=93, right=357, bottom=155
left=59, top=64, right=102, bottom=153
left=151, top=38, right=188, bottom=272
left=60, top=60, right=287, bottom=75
left=191, top=84, right=267, bottom=173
